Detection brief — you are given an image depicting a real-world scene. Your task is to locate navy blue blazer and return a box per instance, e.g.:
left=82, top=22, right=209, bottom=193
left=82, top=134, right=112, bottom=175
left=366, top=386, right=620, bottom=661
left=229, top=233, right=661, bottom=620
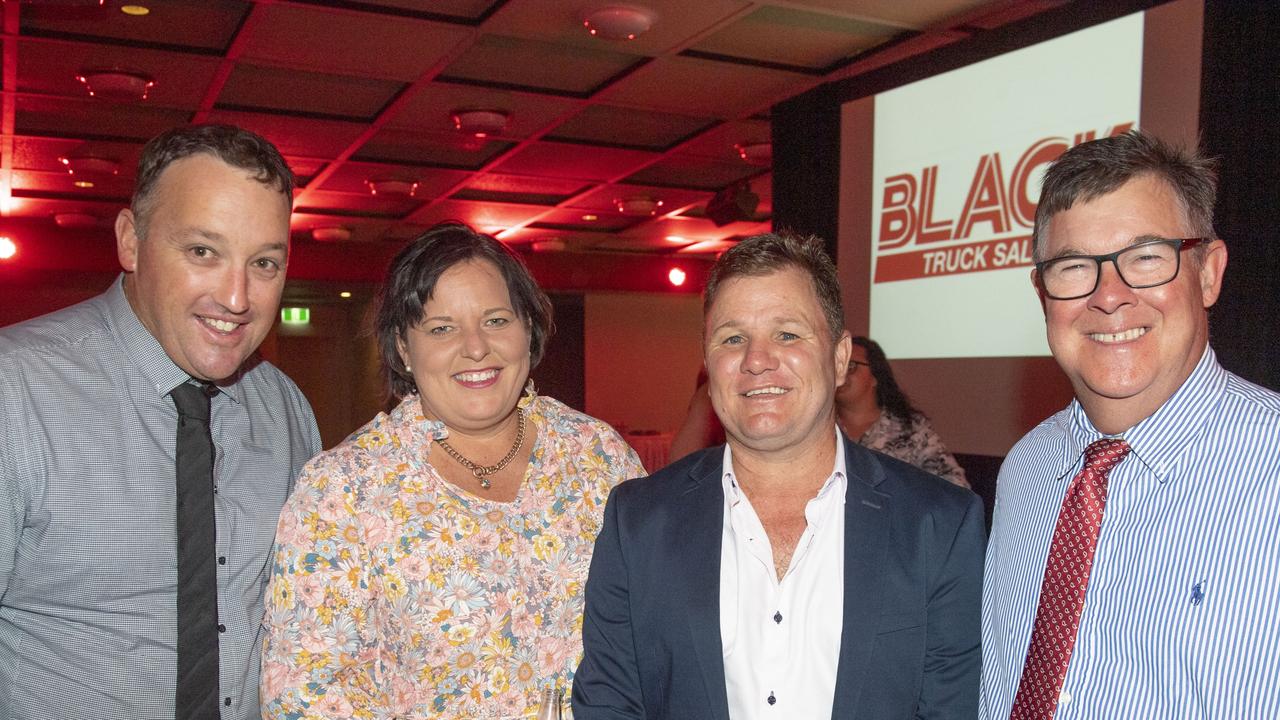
left=572, top=435, right=986, bottom=720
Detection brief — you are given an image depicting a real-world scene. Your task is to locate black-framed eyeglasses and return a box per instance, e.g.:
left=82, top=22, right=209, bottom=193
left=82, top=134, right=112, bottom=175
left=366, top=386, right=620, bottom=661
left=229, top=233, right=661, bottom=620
left=1034, top=237, right=1207, bottom=301
left=848, top=360, right=870, bottom=371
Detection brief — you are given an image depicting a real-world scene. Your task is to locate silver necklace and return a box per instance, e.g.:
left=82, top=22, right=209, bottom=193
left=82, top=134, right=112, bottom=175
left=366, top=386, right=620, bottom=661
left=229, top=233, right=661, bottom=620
left=435, top=408, right=526, bottom=489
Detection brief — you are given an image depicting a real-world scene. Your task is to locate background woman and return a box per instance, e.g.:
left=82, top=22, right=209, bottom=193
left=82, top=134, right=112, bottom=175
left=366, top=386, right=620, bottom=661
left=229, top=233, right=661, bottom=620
left=261, top=222, right=643, bottom=719
left=835, top=336, right=968, bottom=488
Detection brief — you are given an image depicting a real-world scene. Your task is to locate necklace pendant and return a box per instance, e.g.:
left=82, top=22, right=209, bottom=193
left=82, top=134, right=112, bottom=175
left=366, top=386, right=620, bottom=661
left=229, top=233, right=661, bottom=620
left=478, top=475, right=491, bottom=490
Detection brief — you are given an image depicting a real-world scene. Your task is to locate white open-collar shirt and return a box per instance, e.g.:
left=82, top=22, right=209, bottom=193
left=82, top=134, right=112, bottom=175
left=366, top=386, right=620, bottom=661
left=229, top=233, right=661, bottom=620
left=719, top=430, right=847, bottom=720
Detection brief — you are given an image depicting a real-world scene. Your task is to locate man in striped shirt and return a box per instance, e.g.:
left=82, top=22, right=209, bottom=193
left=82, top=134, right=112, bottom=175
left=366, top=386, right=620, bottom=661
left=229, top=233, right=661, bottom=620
left=980, top=130, right=1280, bottom=718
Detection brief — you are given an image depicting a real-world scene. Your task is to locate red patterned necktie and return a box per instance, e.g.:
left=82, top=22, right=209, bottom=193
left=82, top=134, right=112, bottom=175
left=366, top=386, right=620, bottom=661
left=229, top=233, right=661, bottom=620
left=1009, top=437, right=1131, bottom=720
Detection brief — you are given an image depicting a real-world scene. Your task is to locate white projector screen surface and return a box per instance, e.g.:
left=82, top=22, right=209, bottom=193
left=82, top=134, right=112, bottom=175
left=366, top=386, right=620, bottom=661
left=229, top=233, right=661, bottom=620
left=866, top=14, right=1143, bottom=359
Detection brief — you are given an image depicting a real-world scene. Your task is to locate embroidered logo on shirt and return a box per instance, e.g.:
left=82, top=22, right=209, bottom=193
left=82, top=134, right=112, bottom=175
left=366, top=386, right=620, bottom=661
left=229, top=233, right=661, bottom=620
left=1191, top=581, right=1205, bottom=606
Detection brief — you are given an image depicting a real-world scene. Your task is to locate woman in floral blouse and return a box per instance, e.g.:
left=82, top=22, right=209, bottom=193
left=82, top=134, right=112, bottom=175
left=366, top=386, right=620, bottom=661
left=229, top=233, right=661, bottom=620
left=835, top=336, right=969, bottom=488
left=261, top=222, right=644, bottom=719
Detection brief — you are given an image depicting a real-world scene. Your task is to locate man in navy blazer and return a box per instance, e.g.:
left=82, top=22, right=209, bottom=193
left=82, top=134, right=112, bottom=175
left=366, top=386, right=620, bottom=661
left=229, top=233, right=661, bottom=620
left=573, top=232, right=985, bottom=719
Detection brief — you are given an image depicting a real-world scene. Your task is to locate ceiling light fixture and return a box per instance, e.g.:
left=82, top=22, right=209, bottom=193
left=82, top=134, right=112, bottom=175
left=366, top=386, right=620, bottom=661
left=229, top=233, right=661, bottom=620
left=615, top=195, right=663, bottom=216
left=339, top=291, right=352, bottom=299
left=734, top=141, right=772, bottom=167
left=73, top=180, right=96, bottom=189
left=582, top=5, right=657, bottom=41
left=451, top=108, right=509, bottom=138
left=53, top=212, right=100, bottom=229
left=0, top=237, right=16, bottom=261
left=58, top=152, right=120, bottom=176
left=76, top=68, right=155, bottom=101
left=120, top=4, right=150, bottom=15
left=311, top=226, right=352, bottom=242
left=668, top=267, right=687, bottom=287
left=531, top=239, right=567, bottom=253
left=366, top=177, right=418, bottom=197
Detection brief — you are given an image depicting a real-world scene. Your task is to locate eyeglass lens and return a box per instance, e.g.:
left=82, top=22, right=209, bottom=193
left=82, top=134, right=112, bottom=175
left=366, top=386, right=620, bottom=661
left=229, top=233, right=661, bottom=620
left=1039, top=240, right=1185, bottom=300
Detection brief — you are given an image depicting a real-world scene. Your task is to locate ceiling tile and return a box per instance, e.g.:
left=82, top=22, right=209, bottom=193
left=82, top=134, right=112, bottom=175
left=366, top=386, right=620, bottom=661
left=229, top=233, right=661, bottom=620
left=13, top=136, right=143, bottom=175
left=462, top=173, right=592, bottom=197
left=691, top=6, right=899, bottom=69
left=545, top=105, right=717, bottom=150
left=7, top=197, right=123, bottom=228
left=524, top=207, right=645, bottom=233
left=623, top=154, right=762, bottom=190
left=237, top=3, right=474, bottom=81
left=16, top=96, right=192, bottom=141
left=217, top=64, right=405, bottom=121
left=17, top=37, right=218, bottom=109
left=384, top=81, right=581, bottom=138
left=440, top=34, right=644, bottom=95
left=346, top=0, right=499, bottom=22
left=20, top=0, right=250, bottom=52
left=290, top=214, right=397, bottom=244
left=200, top=109, right=367, bottom=158
left=405, top=198, right=549, bottom=232
left=294, top=189, right=422, bottom=219
left=318, top=162, right=471, bottom=200
left=781, top=0, right=995, bottom=29
left=490, top=140, right=659, bottom=181
left=598, top=55, right=814, bottom=118
left=673, top=118, right=770, bottom=161
left=566, top=183, right=712, bottom=215
left=353, top=128, right=515, bottom=169
left=480, top=0, right=752, bottom=56
left=12, top=168, right=133, bottom=202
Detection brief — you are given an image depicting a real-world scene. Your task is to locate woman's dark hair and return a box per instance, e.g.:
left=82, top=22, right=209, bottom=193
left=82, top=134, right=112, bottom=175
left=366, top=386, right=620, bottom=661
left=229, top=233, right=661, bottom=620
left=852, top=336, right=918, bottom=422
left=374, top=222, right=554, bottom=399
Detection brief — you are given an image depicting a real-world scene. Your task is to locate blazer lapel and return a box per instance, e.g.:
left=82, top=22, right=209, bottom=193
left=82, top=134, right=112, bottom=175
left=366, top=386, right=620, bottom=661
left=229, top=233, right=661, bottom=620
left=672, top=449, right=732, bottom=720
left=831, top=438, right=891, bottom=718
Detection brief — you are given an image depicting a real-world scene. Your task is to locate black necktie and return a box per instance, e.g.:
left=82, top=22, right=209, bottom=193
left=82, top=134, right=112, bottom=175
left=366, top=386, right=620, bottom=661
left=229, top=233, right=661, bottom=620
left=171, top=381, right=221, bottom=719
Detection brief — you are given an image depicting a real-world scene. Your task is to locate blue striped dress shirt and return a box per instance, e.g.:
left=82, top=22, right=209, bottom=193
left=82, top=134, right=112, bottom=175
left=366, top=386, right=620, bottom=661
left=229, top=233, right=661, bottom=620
left=981, top=348, right=1280, bottom=719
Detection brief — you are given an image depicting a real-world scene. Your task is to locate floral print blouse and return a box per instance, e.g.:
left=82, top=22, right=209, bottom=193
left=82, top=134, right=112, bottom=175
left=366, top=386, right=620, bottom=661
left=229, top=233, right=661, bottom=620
left=261, top=390, right=644, bottom=719
left=859, top=411, right=969, bottom=488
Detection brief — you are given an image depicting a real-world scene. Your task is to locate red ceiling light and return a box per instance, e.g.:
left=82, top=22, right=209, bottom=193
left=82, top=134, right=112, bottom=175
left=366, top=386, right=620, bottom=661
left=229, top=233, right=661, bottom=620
left=615, top=195, right=663, bottom=216
left=668, top=267, right=687, bottom=287
left=532, top=239, right=567, bottom=253
left=58, top=151, right=120, bottom=176
left=582, top=5, right=656, bottom=41
left=311, top=226, right=352, bottom=242
left=366, top=177, right=418, bottom=197
left=0, top=236, right=15, bottom=260
left=76, top=68, right=155, bottom=101
left=734, top=141, right=772, bottom=167
left=451, top=109, right=509, bottom=138
left=54, top=212, right=100, bottom=229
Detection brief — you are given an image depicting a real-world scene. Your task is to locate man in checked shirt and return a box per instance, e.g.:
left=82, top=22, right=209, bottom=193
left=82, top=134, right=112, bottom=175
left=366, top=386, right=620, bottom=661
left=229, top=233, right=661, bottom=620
left=0, top=124, right=320, bottom=718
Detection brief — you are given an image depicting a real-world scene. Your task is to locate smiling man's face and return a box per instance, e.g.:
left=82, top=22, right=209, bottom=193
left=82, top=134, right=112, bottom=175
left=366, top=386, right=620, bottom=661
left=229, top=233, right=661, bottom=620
left=1038, top=173, right=1226, bottom=433
left=704, top=265, right=850, bottom=456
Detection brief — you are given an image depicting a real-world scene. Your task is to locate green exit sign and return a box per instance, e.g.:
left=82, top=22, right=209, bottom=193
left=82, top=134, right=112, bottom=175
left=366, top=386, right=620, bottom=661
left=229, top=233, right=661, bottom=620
left=280, top=307, right=310, bottom=325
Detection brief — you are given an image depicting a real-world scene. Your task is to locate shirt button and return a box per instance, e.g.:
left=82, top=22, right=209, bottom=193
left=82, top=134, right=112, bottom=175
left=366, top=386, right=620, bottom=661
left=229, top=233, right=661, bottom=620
left=1059, top=690, right=1071, bottom=704
left=773, top=611, right=782, bottom=624
left=767, top=692, right=776, bottom=706
left=218, top=556, right=226, bottom=565
left=224, top=697, right=232, bottom=706
left=218, top=624, right=226, bottom=633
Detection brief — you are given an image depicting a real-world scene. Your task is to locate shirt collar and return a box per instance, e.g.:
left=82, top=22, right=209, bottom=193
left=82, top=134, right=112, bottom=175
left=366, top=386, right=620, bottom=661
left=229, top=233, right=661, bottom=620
left=102, top=274, right=243, bottom=403
left=721, top=426, right=848, bottom=504
left=1060, top=345, right=1224, bottom=482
